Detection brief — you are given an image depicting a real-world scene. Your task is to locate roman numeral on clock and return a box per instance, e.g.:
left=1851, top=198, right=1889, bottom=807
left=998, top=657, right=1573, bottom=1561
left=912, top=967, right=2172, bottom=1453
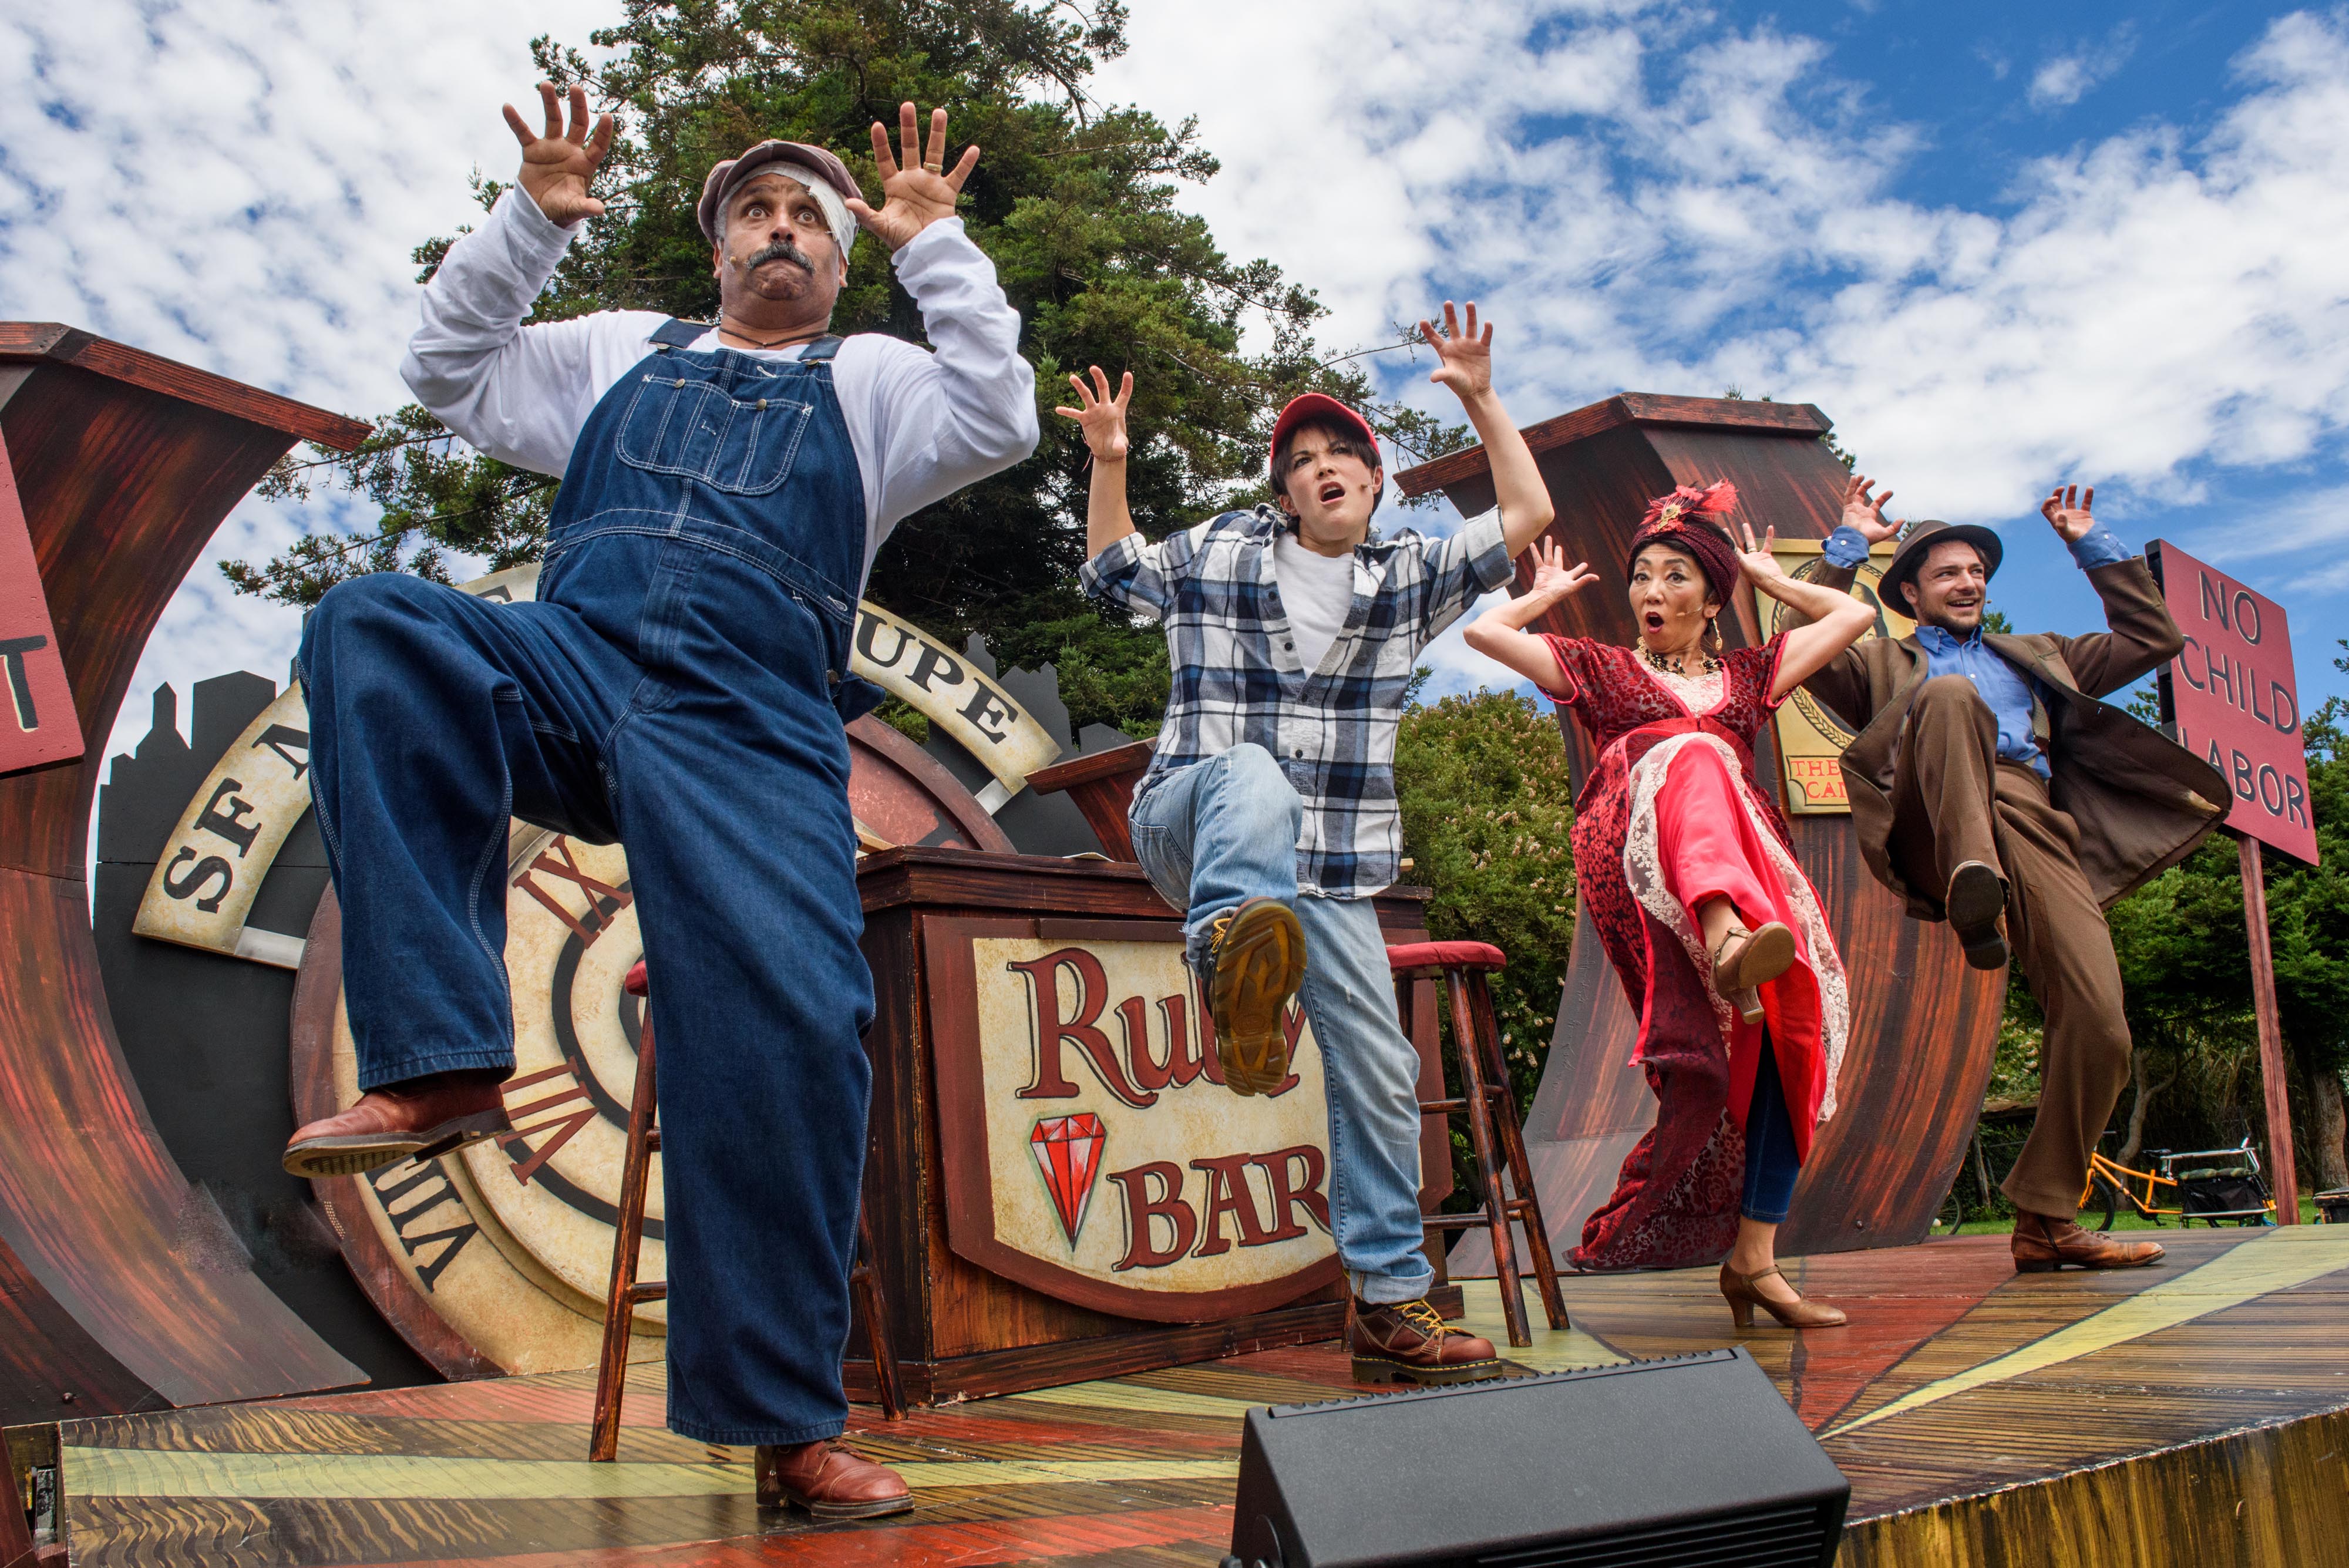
left=366, top=1159, right=480, bottom=1293
left=517, top=835, right=633, bottom=946
left=497, top=1060, right=599, bottom=1187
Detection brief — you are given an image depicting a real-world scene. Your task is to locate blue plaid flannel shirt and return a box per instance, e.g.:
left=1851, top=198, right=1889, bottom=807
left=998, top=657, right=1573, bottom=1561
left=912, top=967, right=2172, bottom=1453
left=1081, top=504, right=1513, bottom=897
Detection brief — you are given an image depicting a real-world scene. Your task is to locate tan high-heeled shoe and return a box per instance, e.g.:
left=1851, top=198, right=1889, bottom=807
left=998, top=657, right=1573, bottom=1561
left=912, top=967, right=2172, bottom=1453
left=1710, top=921, right=1795, bottom=1024
left=1718, top=1261, right=1847, bottom=1330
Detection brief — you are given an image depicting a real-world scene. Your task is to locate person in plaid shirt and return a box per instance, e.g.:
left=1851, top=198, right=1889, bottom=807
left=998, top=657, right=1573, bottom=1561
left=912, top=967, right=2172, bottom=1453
left=1061, top=303, right=1556, bottom=1384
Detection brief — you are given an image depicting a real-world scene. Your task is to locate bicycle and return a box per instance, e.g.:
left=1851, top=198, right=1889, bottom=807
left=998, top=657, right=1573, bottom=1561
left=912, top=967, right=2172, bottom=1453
left=2082, top=1137, right=2275, bottom=1232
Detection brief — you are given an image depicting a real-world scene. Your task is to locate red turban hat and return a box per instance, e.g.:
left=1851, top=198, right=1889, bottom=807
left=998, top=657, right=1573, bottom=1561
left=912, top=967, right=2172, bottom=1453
left=1626, top=480, right=1741, bottom=604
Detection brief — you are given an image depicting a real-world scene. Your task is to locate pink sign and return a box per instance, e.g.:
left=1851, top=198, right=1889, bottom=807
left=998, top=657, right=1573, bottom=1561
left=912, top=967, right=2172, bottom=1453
left=0, top=434, right=82, bottom=780
left=2151, top=540, right=2318, bottom=865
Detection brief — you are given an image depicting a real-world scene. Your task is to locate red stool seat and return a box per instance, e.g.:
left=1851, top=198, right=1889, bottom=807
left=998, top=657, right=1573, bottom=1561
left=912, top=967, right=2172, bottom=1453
left=1385, top=939, right=1507, bottom=974
left=623, top=960, right=649, bottom=997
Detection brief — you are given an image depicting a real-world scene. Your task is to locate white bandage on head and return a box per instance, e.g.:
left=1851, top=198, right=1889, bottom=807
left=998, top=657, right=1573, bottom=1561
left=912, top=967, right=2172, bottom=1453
left=721, top=163, right=856, bottom=273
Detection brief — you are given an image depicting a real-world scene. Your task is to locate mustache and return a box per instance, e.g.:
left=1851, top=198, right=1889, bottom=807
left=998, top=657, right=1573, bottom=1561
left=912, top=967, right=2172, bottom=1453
left=742, top=237, right=816, bottom=274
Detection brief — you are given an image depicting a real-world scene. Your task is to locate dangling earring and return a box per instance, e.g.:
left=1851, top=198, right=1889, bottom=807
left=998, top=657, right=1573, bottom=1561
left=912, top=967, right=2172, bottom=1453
left=1702, top=613, right=1725, bottom=665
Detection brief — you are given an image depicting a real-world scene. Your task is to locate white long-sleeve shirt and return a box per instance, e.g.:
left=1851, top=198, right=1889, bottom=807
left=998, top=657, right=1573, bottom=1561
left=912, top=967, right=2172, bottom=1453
left=401, top=189, right=1039, bottom=584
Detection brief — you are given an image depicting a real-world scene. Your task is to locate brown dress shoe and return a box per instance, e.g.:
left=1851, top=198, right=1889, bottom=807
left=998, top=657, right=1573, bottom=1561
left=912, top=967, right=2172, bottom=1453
left=1350, top=1297, right=1505, bottom=1387
left=1718, top=1262, right=1847, bottom=1329
left=1709, top=921, right=1796, bottom=1024
left=755, top=1439, right=913, bottom=1520
left=2011, top=1211, right=2165, bottom=1272
left=281, top=1070, right=511, bottom=1179
left=1204, top=897, right=1307, bottom=1096
left=1946, top=860, right=2010, bottom=971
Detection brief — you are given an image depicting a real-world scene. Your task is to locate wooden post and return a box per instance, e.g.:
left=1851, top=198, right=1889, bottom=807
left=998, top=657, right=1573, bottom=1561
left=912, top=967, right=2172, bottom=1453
left=2239, top=836, right=2300, bottom=1224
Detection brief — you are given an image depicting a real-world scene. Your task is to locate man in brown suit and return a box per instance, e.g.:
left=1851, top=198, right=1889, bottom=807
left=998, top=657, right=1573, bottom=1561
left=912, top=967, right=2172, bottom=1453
left=1804, top=480, right=2229, bottom=1272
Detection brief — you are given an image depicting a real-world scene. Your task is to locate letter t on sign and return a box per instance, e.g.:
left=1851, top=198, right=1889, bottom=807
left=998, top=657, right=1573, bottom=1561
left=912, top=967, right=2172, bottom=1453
left=0, top=436, right=80, bottom=779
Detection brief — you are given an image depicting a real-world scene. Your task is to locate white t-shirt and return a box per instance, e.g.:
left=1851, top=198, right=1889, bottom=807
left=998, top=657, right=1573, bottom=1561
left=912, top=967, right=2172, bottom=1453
left=401, top=189, right=1038, bottom=587
left=1273, top=530, right=1361, bottom=674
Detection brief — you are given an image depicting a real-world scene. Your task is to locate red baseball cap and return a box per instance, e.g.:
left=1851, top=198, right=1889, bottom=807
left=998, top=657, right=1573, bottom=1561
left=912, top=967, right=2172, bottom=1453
left=1268, top=393, right=1382, bottom=485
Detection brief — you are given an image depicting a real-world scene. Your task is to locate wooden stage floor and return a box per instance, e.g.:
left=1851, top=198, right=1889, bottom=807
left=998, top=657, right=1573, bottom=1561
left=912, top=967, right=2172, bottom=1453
left=48, top=1229, right=2349, bottom=1567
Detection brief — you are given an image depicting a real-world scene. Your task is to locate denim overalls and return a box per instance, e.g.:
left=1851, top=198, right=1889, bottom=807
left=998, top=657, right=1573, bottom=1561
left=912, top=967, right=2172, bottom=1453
left=302, top=323, right=877, bottom=1445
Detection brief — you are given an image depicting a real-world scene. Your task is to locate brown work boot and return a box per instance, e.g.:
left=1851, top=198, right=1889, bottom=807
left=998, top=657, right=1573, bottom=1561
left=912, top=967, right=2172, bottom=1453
left=755, top=1439, right=913, bottom=1520
left=1946, top=860, right=2010, bottom=971
left=2011, top=1211, right=2165, bottom=1273
left=1203, top=897, right=1307, bottom=1097
left=1350, top=1296, right=1505, bottom=1387
left=281, top=1069, right=510, bottom=1179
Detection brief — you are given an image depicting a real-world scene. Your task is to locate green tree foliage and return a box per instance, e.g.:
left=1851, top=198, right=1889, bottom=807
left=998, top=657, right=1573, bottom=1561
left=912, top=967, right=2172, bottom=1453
left=226, top=0, right=1468, bottom=739
left=2101, top=672, right=2349, bottom=1183
left=1393, top=683, right=1580, bottom=1203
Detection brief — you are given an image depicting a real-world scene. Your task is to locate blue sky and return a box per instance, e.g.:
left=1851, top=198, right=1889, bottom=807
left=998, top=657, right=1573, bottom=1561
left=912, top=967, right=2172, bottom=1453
left=2, top=0, right=2344, bottom=769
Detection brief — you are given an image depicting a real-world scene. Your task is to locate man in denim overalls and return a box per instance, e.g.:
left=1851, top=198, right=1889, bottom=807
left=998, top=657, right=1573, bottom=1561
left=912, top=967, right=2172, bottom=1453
left=281, top=86, right=1036, bottom=1515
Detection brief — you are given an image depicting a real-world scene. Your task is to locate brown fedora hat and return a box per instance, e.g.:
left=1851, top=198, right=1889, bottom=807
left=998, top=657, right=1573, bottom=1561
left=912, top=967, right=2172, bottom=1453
left=1880, top=519, right=2002, bottom=615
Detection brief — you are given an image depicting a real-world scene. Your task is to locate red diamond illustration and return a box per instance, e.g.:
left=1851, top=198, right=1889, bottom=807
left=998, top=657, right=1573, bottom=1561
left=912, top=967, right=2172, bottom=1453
left=1029, top=1113, right=1106, bottom=1247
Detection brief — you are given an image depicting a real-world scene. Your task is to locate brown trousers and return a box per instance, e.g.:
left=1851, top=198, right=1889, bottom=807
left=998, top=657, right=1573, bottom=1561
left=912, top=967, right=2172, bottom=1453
left=1889, top=676, right=2132, bottom=1218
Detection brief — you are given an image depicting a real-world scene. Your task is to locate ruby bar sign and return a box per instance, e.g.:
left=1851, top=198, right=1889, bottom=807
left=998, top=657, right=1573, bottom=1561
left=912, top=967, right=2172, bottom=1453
left=0, top=435, right=80, bottom=779
left=924, top=916, right=1342, bottom=1323
left=2150, top=540, right=2318, bottom=865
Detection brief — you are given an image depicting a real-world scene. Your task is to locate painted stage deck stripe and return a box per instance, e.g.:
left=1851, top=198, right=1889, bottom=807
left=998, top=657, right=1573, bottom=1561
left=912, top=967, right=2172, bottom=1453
left=1004, top=1384, right=1264, bottom=1420
left=1823, top=1227, right=2349, bottom=1438
left=62, top=1446, right=1237, bottom=1502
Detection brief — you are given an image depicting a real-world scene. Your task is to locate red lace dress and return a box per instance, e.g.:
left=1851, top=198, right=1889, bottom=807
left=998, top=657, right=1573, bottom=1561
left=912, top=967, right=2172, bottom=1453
left=1536, top=633, right=1850, bottom=1271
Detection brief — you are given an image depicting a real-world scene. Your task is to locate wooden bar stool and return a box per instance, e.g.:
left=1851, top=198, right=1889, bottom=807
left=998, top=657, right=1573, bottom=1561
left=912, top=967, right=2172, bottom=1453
left=1387, top=939, right=1569, bottom=1348
left=588, top=959, right=906, bottom=1462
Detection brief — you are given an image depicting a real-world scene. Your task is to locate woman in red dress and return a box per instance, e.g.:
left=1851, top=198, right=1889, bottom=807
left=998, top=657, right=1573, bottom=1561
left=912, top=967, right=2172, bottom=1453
left=1464, top=482, right=1878, bottom=1327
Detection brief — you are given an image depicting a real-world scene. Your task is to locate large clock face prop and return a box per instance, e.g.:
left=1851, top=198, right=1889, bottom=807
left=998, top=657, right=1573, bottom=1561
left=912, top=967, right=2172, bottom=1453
left=141, top=564, right=1055, bottom=1376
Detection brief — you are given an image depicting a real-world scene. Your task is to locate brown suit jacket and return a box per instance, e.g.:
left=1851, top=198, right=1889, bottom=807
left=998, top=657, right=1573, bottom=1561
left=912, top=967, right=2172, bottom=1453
left=1802, top=557, right=2229, bottom=917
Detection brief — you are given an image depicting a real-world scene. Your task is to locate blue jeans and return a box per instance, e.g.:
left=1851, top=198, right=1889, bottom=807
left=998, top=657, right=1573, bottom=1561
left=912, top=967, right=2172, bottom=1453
left=1129, top=743, right=1434, bottom=1305
left=300, top=333, right=874, bottom=1447
left=1741, top=1033, right=1801, bottom=1224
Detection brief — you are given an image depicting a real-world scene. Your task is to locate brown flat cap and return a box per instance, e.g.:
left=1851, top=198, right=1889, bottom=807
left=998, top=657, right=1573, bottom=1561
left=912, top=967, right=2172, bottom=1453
left=696, top=140, right=861, bottom=243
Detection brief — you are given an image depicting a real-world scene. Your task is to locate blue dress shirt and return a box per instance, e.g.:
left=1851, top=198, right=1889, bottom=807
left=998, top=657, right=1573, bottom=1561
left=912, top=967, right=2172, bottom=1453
left=1819, top=521, right=2135, bottom=779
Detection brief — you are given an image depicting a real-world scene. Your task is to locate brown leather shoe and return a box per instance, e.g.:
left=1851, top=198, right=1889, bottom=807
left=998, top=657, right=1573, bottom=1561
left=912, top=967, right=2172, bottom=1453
left=1946, top=860, right=2010, bottom=971
left=2012, top=1211, right=2165, bottom=1272
left=755, top=1439, right=913, bottom=1520
left=281, top=1070, right=511, bottom=1179
left=1204, top=897, right=1307, bottom=1096
left=1719, top=1261, right=1847, bottom=1329
left=1350, top=1297, right=1505, bottom=1387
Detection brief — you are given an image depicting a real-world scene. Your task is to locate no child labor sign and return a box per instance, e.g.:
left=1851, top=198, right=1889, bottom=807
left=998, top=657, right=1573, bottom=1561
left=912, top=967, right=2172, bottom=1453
left=2149, top=540, right=2318, bottom=866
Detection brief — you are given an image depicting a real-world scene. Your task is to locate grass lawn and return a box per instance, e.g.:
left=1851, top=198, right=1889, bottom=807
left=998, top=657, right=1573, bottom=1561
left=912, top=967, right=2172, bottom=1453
left=1932, top=1196, right=2322, bottom=1237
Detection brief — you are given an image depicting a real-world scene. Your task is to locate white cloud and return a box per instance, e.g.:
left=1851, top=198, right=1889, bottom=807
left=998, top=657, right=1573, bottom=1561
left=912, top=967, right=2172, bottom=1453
left=1100, top=4, right=2349, bottom=551
left=6, top=0, right=2345, bottom=766
left=0, top=0, right=623, bottom=770
left=2028, top=28, right=2137, bottom=110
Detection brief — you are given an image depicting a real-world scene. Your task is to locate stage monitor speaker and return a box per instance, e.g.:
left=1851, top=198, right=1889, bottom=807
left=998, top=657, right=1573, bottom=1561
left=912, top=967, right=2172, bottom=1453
left=1225, top=1348, right=1846, bottom=1567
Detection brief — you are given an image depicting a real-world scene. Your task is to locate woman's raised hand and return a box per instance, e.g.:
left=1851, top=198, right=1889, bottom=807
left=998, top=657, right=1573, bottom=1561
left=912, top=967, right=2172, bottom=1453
left=1417, top=301, right=1494, bottom=403
left=1734, top=519, right=1786, bottom=587
left=1525, top=536, right=1596, bottom=602
left=1054, top=366, right=1133, bottom=462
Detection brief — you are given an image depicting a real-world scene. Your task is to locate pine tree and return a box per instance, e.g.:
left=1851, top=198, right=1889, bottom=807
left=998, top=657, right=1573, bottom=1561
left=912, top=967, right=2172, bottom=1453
left=226, top=0, right=1469, bottom=737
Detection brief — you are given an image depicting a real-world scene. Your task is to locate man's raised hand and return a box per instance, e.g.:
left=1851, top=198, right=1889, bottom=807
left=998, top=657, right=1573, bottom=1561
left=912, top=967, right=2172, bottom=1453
left=1054, top=366, right=1133, bottom=462
left=1839, top=473, right=1901, bottom=545
left=2041, top=483, right=2096, bottom=543
left=502, top=83, right=615, bottom=228
left=848, top=103, right=980, bottom=252
left=1523, top=537, right=1597, bottom=604
left=1417, top=301, right=1494, bottom=405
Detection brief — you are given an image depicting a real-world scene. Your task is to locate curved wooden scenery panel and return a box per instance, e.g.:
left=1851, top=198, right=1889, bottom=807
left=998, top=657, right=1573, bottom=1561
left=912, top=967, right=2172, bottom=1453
left=1397, top=395, right=2007, bottom=1271
left=0, top=323, right=373, bottom=1424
